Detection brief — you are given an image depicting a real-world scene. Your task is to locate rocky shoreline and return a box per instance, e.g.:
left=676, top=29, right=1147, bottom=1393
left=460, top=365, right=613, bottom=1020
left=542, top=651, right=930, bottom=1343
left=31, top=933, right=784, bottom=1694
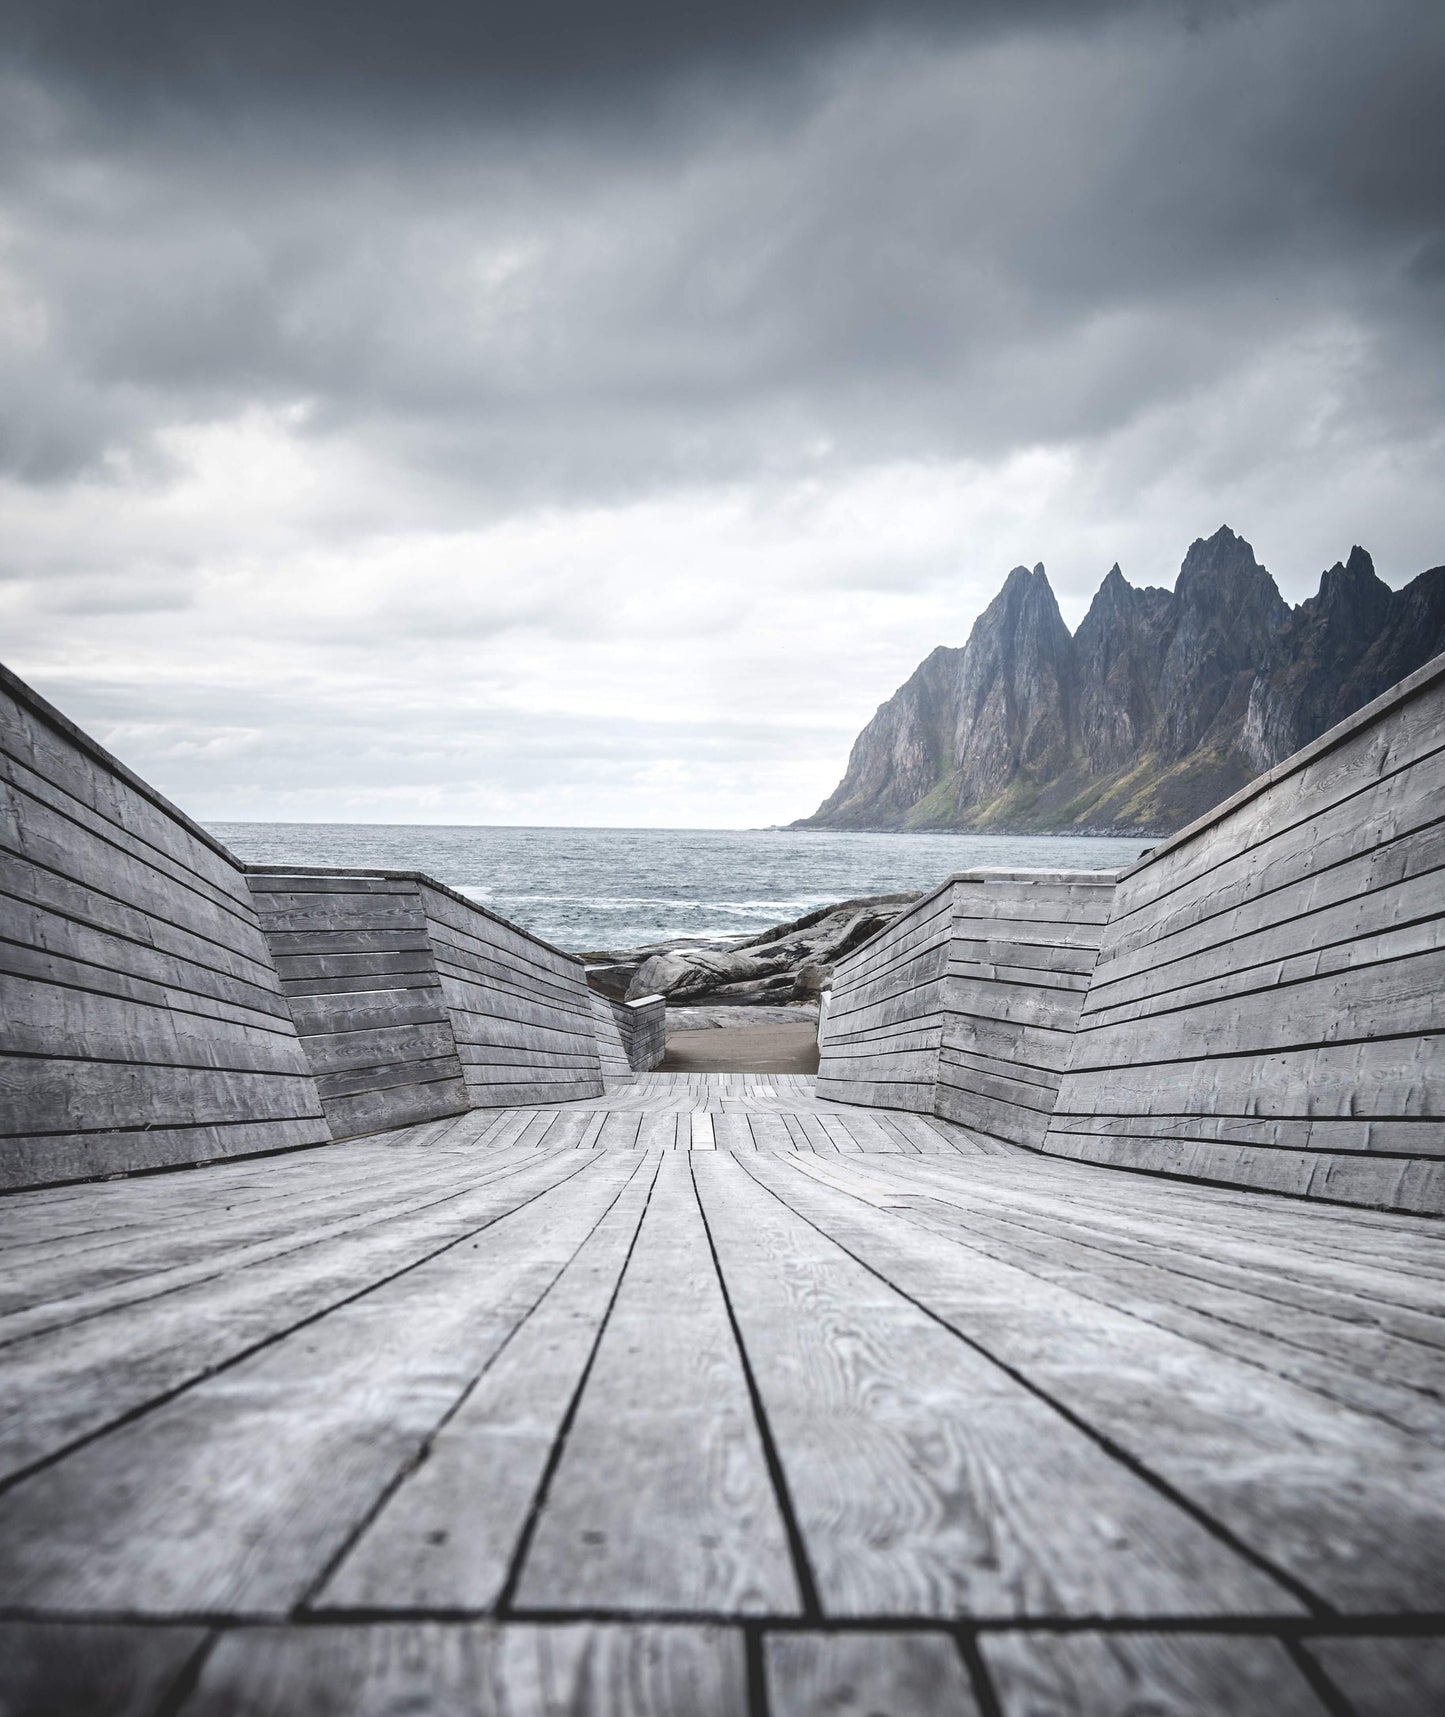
left=580, top=892, right=920, bottom=1008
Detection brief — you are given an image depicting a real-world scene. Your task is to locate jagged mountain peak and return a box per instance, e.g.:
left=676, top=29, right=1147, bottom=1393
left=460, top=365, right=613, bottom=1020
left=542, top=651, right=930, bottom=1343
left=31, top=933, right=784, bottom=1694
left=1314, top=546, right=1392, bottom=631
left=1175, top=525, right=1284, bottom=611
left=994, top=562, right=1052, bottom=599
left=1078, top=562, right=1171, bottom=629
left=964, top=561, right=1067, bottom=654
left=794, top=529, right=1444, bottom=836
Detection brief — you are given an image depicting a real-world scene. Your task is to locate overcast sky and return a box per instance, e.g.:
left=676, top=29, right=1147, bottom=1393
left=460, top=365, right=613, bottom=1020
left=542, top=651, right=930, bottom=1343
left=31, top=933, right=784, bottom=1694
left=2, top=0, right=1442, bottom=827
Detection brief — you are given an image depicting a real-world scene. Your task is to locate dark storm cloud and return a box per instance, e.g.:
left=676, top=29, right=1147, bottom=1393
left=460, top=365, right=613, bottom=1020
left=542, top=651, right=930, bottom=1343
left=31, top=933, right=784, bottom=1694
left=0, top=0, right=1438, bottom=628
left=4, top=1, right=1174, bottom=116
left=1, top=0, right=1440, bottom=510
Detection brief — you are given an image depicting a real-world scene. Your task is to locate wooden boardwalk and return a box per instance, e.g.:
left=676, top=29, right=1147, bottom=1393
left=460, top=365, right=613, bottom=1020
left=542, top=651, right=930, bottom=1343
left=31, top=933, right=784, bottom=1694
left=2, top=1073, right=1443, bottom=1715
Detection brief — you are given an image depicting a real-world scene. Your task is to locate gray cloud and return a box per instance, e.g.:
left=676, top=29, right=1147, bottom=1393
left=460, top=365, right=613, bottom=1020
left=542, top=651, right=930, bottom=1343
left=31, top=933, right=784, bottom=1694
left=1, top=0, right=1442, bottom=825
left=1, top=0, right=1440, bottom=502
left=3, top=3, right=1174, bottom=119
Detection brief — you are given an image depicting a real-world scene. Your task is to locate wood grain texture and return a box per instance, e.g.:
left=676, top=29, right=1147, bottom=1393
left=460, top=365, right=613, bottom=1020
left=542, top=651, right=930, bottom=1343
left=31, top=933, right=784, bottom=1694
left=766, top=1630, right=980, bottom=1717
left=743, top=1151, right=1445, bottom=1615
left=0, top=1143, right=566, bottom=1482
left=697, top=1154, right=1291, bottom=1620
left=819, top=871, right=1116, bottom=1149
left=2, top=1068, right=1443, bottom=1711
left=1303, top=1635, right=1445, bottom=1717
left=248, top=873, right=470, bottom=1137
left=1, top=669, right=327, bottom=1189
left=620, top=994, right=666, bottom=1071
left=1044, top=657, right=1445, bottom=1212
left=591, top=990, right=632, bottom=1076
left=318, top=1155, right=656, bottom=1611
left=248, top=869, right=606, bottom=1138
left=816, top=884, right=954, bottom=1111
left=421, top=879, right=604, bottom=1108
left=184, top=1622, right=748, bottom=1717
left=980, top=1630, right=1330, bottom=1717
left=0, top=1621, right=206, bottom=1717
left=0, top=1153, right=623, bottom=1612
left=514, top=1151, right=801, bottom=1615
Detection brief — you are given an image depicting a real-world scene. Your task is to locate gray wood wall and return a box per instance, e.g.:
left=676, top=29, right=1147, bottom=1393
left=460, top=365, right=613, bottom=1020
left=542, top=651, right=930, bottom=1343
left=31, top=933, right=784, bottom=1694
left=816, top=869, right=1117, bottom=1148
left=1045, top=653, right=1445, bottom=1214
left=0, top=666, right=330, bottom=1190
left=245, top=873, right=470, bottom=1138
left=936, top=871, right=1118, bottom=1147
left=248, top=870, right=605, bottom=1120
left=814, top=880, right=956, bottom=1112
left=418, top=881, right=604, bottom=1105
left=1, top=661, right=611, bottom=1187
left=590, top=990, right=631, bottom=1075
left=589, top=991, right=665, bottom=1075
left=621, top=994, right=667, bottom=1072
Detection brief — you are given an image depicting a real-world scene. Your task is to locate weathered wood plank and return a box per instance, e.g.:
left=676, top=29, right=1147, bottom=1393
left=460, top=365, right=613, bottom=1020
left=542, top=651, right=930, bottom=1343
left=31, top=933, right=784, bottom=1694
left=980, top=1630, right=1330, bottom=1716
left=182, top=1622, right=748, bottom=1717
left=846, top=1161, right=1445, bottom=1438
left=1084, top=858, right=1445, bottom=1019
left=1069, top=946, right=1445, bottom=1071
left=0, top=1054, right=324, bottom=1136
left=766, top=1631, right=980, bottom=1717
left=0, top=1156, right=631, bottom=1613
left=0, top=1620, right=207, bottom=1717
left=0, top=670, right=337, bottom=1187
left=0, top=1146, right=595, bottom=1483
left=514, top=1151, right=801, bottom=1615
left=740, top=1152, right=1445, bottom=1613
left=3, top=892, right=295, bottom=1021
left=1041, top=1131, right=1445, bottom=1215
left=318, top=1155, right=655, bottom=1609
left=1304, top=1635, right=1445, bottom=1717
left=694, top=1154, right=1292, bottom=1619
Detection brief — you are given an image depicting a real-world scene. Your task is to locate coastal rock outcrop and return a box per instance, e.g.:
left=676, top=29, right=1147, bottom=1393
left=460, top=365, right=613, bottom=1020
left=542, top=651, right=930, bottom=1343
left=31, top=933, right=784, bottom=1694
left=581, top=894, right=919, bottom=1009
left=795, top=527, right=1445, bottom=835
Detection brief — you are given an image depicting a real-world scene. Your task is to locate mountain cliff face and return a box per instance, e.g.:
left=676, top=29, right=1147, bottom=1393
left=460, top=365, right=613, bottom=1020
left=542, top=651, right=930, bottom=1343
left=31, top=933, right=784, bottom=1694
left=796, top=527, right=1445, bottom=835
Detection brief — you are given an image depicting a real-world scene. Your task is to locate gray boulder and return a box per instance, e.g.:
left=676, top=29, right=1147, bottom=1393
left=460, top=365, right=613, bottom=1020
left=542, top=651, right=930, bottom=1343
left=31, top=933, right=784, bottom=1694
left=617, top=892, right=919, bottom=1006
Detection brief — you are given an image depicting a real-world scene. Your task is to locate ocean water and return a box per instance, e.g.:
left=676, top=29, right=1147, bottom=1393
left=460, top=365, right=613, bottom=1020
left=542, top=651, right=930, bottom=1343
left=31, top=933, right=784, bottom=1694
left=210, top=823, right=1151, bottom=954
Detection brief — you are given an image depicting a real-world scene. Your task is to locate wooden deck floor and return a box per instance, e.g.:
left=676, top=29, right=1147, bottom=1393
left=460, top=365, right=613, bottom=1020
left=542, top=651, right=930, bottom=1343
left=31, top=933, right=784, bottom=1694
left=2, top=1073, right=1443, bottom=1715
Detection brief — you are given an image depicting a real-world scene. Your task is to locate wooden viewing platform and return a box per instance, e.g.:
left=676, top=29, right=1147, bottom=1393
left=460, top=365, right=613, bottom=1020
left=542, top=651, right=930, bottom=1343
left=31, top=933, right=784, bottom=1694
left=2, top=656, right=1444, bottom=1712
left=1, top=1071, right=1443, bottom=1713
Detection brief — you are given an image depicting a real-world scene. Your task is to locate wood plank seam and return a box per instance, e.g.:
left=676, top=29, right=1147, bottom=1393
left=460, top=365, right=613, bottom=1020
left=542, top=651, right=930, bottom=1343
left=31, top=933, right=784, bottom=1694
left=687, top=1153, right=824, bottom=1621
left=865, top=1186, right=1443, bottom=1439
left=0, top=1153, right=610, bottom=1502
left=488, top=1155, right=665, bottom=1616
left=726, top=1152, right=1333, bottom=1619
left=296, top=1154, right=653, bottom=1612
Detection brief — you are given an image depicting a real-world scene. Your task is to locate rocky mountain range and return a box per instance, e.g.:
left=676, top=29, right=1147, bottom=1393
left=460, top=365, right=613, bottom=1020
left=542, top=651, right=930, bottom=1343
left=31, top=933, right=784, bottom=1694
left=793, top=526, right=1445, bottom=835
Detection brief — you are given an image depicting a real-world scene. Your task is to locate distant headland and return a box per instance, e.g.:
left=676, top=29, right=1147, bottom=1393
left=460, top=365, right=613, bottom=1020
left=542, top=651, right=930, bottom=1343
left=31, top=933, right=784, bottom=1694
left=793, top=526, right=1445, bottom=836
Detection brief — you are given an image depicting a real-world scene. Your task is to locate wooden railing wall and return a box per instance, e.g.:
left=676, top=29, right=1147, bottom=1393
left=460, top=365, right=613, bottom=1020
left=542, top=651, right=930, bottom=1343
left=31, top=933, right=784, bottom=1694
left=1, top=666, right=606, bottom=1187
left=589, top=990, right=667, bottom=1076
left=248, top=869, right=603, bottom=1131
left=819, top=653, right=1445, bottom=1212
left=0, top=667, right=330, bottom=1188
left=1045, top=654, right=1445, bottom=1213
left=244, top=872, right=469, bottom=1136
left=815, top=870, right=1117, bottom=1149
left=935, top=871, right=1118, bottom=1147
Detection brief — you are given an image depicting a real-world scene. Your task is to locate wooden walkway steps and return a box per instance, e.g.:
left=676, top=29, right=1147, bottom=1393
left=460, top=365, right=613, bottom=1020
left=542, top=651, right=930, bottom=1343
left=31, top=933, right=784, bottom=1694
left=2, top=1072, right=1442, bottom=1714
